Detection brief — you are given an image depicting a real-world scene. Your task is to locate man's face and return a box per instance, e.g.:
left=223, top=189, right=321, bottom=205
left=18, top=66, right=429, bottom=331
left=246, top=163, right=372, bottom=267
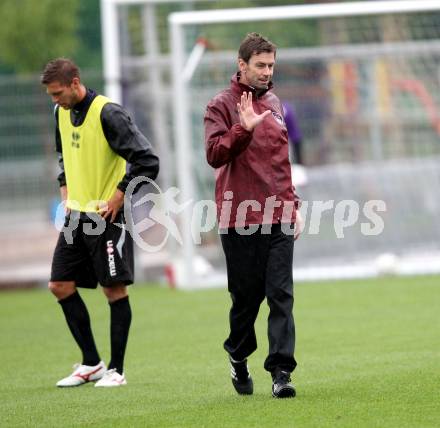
left=238, top=51, right=275, bottom=89
left=45, top=78, right=81, bottom=110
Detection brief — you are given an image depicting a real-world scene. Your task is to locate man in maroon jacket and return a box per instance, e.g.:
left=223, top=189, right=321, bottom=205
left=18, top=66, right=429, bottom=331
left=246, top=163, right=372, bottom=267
left=204, top=33, right=303, bottom=398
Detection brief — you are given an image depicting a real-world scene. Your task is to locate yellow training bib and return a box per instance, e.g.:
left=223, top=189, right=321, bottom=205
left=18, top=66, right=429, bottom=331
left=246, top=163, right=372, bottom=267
left=58, top=95, right=126, bottom=212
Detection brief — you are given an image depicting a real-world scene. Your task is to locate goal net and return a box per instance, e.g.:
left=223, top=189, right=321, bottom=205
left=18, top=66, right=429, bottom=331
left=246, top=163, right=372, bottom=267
left=107, top=0, right=440, bottom=287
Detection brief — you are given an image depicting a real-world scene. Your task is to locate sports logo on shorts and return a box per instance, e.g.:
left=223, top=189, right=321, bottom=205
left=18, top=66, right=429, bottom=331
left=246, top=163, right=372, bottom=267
left=106, top=240, right=117, bottom=277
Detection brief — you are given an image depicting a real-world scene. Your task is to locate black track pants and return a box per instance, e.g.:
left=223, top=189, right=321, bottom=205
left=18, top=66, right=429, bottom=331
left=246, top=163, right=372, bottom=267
left=220, top=223, right=297, bottom=374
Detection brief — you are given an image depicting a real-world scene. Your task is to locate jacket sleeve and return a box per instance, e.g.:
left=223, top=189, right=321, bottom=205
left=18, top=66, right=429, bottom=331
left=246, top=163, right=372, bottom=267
left=278, top=99, right=301, bottom=210
left=54, top=106, right=66, bottom=187
left=101, top=103, right=160, bottom=193
left=204, top=101, right=253, bottom=168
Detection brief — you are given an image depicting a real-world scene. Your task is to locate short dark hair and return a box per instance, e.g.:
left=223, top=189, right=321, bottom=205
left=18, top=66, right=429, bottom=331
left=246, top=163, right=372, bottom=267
left=238, top=33, right=276, bottom=63
left=40, top=58, right=80, bottom=86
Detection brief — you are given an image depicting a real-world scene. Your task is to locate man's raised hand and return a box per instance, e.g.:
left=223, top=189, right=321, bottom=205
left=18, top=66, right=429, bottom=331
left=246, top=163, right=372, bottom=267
left=237, top=91, right=271, bottom=131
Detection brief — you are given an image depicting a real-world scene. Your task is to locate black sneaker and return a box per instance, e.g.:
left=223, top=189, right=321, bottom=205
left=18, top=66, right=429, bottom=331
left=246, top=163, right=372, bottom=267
left=272, top=370, right=296, bottom=398
left=229, top=356, right=253, bottom=395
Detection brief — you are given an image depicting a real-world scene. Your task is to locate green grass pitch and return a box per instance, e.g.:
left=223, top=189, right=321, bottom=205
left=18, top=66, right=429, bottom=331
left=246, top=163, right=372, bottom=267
left=1, top=275, right=438, bottom=427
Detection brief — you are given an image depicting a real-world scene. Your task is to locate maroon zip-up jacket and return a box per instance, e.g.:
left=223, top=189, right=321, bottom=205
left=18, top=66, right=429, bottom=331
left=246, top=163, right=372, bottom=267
left=204, top=72, right=300, bottom=229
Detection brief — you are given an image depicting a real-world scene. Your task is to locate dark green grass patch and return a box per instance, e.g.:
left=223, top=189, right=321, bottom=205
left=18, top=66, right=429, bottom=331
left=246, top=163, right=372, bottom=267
left=1, top=275, right=438, bottom=427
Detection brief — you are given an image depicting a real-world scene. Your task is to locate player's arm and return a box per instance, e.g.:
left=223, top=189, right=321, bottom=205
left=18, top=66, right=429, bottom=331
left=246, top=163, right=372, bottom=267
left=54, top=106, right=70, bottom=213
left=204, top=99, right=253, bottom=168
left=60, top=185, right=67, bottom=202
left=204, top=93, right=269, bottom=168
left=291, top=175, right=302, bottom=241
left=99, top=188, right=124, bottom=222
left=279, top=101, right=303, bottom=239
left=54, top=106, right=66, bottom=188
left=100, top=103, right=160, bottom=222
left=294, top=209, right=304, bottom=241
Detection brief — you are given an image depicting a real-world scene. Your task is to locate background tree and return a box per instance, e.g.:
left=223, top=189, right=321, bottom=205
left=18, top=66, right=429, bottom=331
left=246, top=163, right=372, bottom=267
left=0, top=0, right=79, bottom=74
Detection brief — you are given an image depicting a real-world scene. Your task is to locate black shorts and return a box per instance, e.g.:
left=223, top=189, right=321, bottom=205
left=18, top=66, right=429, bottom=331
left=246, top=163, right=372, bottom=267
left=50, top=211, right=134, bottom=288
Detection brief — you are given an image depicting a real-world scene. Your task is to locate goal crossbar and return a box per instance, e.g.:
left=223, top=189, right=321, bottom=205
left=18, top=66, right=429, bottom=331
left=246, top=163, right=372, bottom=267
left=169, top=0, right=440, bottom=25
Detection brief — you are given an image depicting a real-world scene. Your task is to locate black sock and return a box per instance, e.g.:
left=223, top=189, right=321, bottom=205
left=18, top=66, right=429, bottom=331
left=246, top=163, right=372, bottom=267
left=108, top=296, right=132, bottom=375
left=58, top=291, right=101, bottom=366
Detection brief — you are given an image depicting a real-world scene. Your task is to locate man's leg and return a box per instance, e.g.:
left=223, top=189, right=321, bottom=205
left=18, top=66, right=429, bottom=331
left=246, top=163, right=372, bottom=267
left=102, top=284, right=131, bottom=376
left=263, top=224, right=296, bottom=398
left=85, top=211, right=133, bottom=387
left=220, top=228, right=269, bottom=395
left=49, top=281, right=101, bottom=367
left=50, top=214, right=106, bottom=387
left=220, top=230, right=267, bottom=361
left=264, top=224, right=296, bottom=374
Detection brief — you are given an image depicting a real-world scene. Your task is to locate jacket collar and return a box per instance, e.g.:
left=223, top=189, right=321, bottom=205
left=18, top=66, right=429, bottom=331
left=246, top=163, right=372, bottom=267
left=72, top=88, right=97, bottom=113
left=230, top=72, right=273, bottom=98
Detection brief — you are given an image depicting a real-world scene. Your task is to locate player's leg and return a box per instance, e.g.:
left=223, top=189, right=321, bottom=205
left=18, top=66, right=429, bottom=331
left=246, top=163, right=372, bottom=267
left=48, top=280, right=76, bottom=299
left=102, top=284, right=131, bottom=378
left=264, top=223, right=296, bottom=398
left=49, top=281, right=101, bottom=368
left=85, top=211, right=134, bottom=387
left=93, top=286, right=131, bottom=388
left=50, top=219, right=104, bottom=387
left=220, top=227, right=268, bottom=394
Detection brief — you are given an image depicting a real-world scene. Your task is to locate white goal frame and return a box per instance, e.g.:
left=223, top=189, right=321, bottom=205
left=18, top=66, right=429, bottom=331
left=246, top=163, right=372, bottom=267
left=102, top=0, right=440, bottom=288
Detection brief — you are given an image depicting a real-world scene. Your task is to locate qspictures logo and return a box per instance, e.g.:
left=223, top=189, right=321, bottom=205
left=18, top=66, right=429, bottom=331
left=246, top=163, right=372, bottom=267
left=56, top=177, right=388, bottom=251
left=106, top=240, right=117, bottom=277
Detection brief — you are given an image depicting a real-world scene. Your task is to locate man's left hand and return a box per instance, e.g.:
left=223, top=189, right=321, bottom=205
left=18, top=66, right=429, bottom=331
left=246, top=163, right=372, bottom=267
left=98, top=189, right=125, bottom=223
left=294, top=210, right=304, bottom=241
